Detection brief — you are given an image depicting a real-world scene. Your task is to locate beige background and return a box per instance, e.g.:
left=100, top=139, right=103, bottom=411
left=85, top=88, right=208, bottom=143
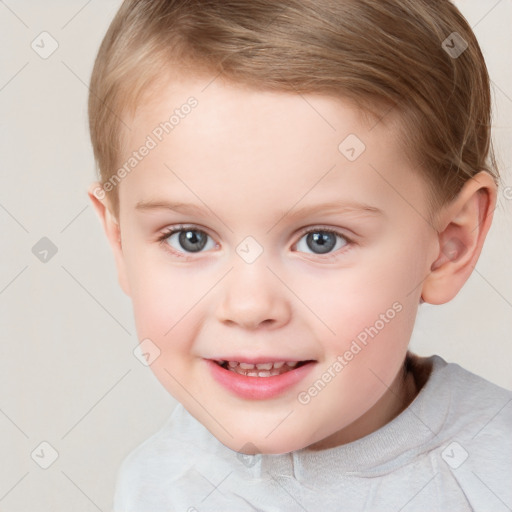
left=0, top=1, right=511, bottom=510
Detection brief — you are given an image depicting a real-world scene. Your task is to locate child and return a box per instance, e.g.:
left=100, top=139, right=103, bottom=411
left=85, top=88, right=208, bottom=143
left=87, top=0, right=511, bottom=510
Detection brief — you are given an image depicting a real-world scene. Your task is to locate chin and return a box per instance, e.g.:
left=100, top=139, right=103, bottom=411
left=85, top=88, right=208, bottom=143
left=217, top=430, right=309, bottom=455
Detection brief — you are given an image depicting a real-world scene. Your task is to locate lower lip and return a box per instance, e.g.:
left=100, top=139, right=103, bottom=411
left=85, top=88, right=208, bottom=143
left=205, top=359, right=316, bottom=400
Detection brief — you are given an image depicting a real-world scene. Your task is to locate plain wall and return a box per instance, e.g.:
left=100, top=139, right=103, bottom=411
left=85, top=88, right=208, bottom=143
left=0, top=1, right=510, bottom=510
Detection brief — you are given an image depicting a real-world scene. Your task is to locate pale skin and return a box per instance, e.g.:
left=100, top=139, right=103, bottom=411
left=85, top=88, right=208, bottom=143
left=88, top=73, right=496, bottom=454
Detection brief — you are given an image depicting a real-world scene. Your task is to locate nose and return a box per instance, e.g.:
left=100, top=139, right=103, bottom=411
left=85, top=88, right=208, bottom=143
left=215, top=260, right=292, bottom=330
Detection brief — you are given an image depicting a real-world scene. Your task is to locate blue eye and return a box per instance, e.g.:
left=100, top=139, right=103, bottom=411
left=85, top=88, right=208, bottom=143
left=158, top=226, right=216, bottom=255
left=295, top=228, right=349, bottom=255
left=157, top=225, right=352, bottom=259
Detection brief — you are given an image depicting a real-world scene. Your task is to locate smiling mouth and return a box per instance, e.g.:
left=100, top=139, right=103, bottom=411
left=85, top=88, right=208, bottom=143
left=214, top=360, right=314, bottom=377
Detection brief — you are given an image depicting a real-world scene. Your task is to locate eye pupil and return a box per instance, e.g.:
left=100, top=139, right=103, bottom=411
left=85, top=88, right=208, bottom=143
left=179, top=230, right=207, bottom=252
left=307, top=231, right=336, bottom=254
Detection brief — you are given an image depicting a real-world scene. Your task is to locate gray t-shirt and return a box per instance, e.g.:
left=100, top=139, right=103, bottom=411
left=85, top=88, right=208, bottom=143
left=113, top=354, right=512, bottom=511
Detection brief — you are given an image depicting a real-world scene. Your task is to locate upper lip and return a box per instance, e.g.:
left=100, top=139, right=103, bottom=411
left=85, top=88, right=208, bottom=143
left=208, top=356, right=315, bottom=364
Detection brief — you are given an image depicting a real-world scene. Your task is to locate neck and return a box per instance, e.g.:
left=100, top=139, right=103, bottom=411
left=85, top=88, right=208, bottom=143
left=307, top=353, right=423, bottom=451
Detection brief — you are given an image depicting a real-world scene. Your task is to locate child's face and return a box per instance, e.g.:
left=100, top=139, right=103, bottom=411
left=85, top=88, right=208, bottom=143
left=99, top=74, right=441, bottom=454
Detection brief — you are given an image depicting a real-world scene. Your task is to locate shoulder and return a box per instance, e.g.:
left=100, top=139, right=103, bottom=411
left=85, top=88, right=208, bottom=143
left=419, top=354, right=512, bottom=510
left=112, top=403, right=203, bottom=511
left=429, top=354, right=512, bottom=432
left=407, top=352, right=512, bottom=439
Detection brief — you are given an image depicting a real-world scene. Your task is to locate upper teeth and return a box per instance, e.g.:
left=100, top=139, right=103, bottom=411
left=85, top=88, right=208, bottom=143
left=223, top=361, right=298, bottom=370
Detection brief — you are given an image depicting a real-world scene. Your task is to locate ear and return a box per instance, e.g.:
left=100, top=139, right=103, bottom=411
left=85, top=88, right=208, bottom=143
left=421, top=171, right=497, bottom=305
left=87, top=182, right=131, bottom=296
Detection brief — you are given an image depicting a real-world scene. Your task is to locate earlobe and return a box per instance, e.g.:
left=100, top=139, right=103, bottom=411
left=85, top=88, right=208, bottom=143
left=87, top=182, right=131, bottom=296
left=421, top=171, right=497, bottom=305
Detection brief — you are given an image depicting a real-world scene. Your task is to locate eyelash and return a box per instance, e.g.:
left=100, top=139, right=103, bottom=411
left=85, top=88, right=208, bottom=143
left=156, top=224, right=355, bottom=261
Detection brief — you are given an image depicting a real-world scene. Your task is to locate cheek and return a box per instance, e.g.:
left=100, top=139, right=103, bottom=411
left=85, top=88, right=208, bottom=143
left=289, top=233, right=423, bottom=365
left=123, top=246, right=199, bottom=343
left=334, top=234, right=426, bottom=378
left=295, top=253, right=416, bottom=335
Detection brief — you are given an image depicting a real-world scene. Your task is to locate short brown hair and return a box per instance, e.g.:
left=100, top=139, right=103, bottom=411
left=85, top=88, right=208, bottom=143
left=88, top=0, right=499, bottom=221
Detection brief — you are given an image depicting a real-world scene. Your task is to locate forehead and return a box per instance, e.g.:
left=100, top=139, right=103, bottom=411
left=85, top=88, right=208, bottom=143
left=119, top=74, right=429, bottom=224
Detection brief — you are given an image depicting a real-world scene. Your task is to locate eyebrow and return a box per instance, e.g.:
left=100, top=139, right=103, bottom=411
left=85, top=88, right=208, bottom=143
left=135, top=199, right=384, bottom=219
